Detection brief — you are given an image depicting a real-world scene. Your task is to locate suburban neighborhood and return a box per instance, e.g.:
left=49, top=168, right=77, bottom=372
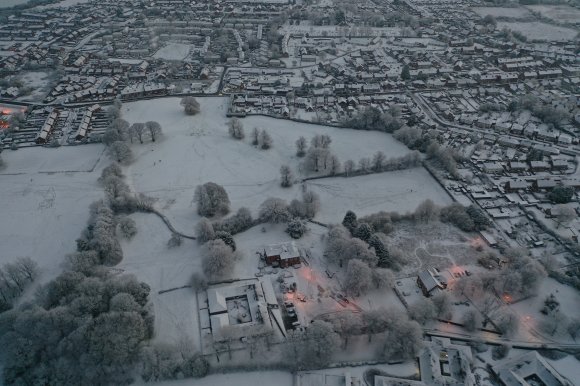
left=0, top=0, right=579, bottom=385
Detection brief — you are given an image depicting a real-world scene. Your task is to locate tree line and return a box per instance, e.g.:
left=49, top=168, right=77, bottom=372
left=0, top=257, right=38, bottom=313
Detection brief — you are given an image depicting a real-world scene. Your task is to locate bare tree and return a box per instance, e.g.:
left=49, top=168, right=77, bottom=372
left=554, top=204, right=575, bottom=228
left=180, top=96, right=200, bottom=115
left=344, top=159, right=355, bottom=176
left=284, top=320, right=340, bottom=370
left=305, top=147, right=330, bottom=172
left=14, top=257, right=39, bottom=282
left=228, top=118, right=245, bottom=140
left=130, top=123, right=146, bottom=144
left=302, top=190, right=320, bottom=219
left=372, top=151, right=386, bottom=172
left=259, top=197, right=289, bottom=223
left=358, top=157, right=371, bottom=174
left=344, top=259, right=372, bottom=296
left=251, top=127, right=259, bottom=146
left=414, top=199, right=439, bottom=223
left=328, top=155, right=341, bottom=175
left=296, top=136, right=307, bottom=157
left=496, top=310, right=519, bottom=337
left=380, top=313, right=423, bottom=360
left=431, top=292, right=453, bottom=319
left=103, top=118, right=130, bottom=145
left=409, top=298, right=436, bottom=325
left=196, top=218, right=215, bottom=245
left=311, top=134, right=332, bottom=149
left=109, top=141, right=133, bottom=164
left=259, top=129, right=272, bottom=149
left=324, top=312, right=362, bottom=348
left=145, top=121, right=162, bottom=142
left=280, top=165, right=294, bottom=187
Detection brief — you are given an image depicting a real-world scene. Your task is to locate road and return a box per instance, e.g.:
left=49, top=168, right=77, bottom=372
left=424, top=328, right=580, bottom=352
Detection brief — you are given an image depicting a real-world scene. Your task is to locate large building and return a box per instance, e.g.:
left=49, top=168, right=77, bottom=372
left=492, top=351, right=572, bottom=386
left=202, top=278, right=285, bottom=342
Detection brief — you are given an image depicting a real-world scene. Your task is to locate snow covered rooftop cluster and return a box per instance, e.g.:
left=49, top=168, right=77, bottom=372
left=204, top=278, right=284, bottom=340
left=492, top=351, right=571, bottom=386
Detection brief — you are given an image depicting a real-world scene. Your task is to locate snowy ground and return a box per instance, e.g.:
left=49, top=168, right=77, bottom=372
left=526, top=5, right=580, bottom=23
left=153, top=43, right=192, bottom=61
left=471, top=6, right=532, bottom=18
left=305, top=169, right=452, bottom=224
left=32, top=0, right=92, bottom=10
left=133, top=371, right=293, bottom=386
left=509, top=278, right=580, bottom=342
left=496, top=21, right=578, bottom=41
left=15, top=71, right=52, bottom=102
left=121, top=97, right=411, bottom=232
left=0, top=0, right=29, bottom=7
left=116, top=96, right=429, bottom=358
left=0, top=145, right=106, bottom=285
left=117, top=213, right=202, bottom=347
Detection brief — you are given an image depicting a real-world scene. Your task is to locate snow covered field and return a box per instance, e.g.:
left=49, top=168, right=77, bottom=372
left=471, top=6, right=532, bottom=18
left=117, top=213, right=202, bottom=347
left=32, top=0, right=92, bottom=10
left=14, top=71, right=52, bottom=102
left=0, top=0, right=29, bottom=8
left=153, top=43, right=192, bottom=61
left=0, top=145, right=106, bottom=284
left=116, top=96, right=437, bottom=359
left=496, top=21, right=578, bottom=41
left=305, top=169, right=452, bottom=224
left=526, top=5, right=580, bottom=23
left=134, top=371, right=293, bottom=386
left=122, top=97, right=412, bottom=231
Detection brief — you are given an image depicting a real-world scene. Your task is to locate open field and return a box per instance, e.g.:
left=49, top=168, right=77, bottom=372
left=510, top=278, right=580, bottom=341
left=116, top=96, right=432, bottom=357
left=134, top=371, right=294, bottom=386
left=122, top=97, right=412, bottom=232
left=153, top=43, right=191, bottom=61
left=471, top=6, right=532, bottom=18
left=305, top=169, right=452, bottom=224
left=117, top=213, right=202, bottom=347
left=0, top=145, right=106, bottom=285
left=15, top=71, right=52, bottom=102
left=0, top=0, right=29, bottom=8
left=32, top=0, right=92, bottom=10
left=0, top=144, right=104, bottom=173
left=496, top=21, right=578, bottom=41
left=526, top=5, right=580, bottom=23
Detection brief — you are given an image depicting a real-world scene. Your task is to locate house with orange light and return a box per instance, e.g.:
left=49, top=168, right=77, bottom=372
left=417, top=268, right=446, bottom=297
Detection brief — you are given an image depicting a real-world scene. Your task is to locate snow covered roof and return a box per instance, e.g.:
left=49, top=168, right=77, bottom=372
left=207, top=288, right=227, bottom=314
left=492, top=351, right=571, bottom=386
left=265, top=241, right=299, bottom=261
left=417, top=269, right=443, bottom=294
